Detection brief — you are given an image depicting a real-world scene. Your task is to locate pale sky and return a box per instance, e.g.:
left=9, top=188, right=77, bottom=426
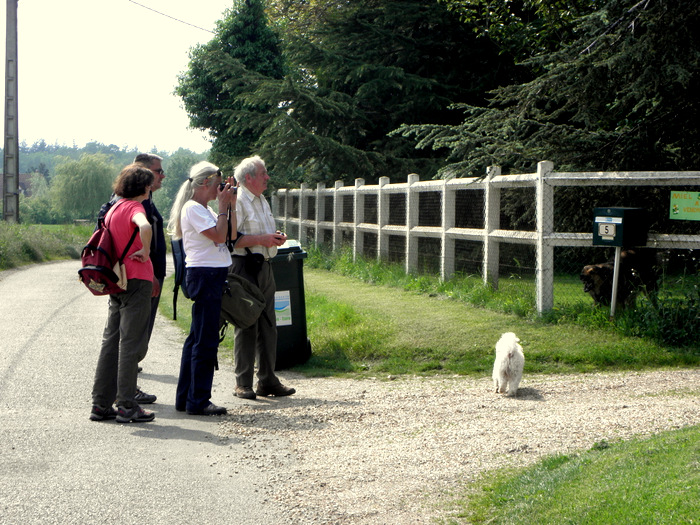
left=0, top=0, right=235, bottom=153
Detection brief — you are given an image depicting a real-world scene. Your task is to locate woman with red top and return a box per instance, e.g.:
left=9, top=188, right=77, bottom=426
left=89, top=164, right=156, bottom=423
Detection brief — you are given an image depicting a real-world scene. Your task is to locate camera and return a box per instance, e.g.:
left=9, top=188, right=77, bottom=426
left=219, top=183, right=238, bottom=194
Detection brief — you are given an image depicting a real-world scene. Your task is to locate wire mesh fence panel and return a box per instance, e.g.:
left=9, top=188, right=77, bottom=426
left=387, top=234, right=406, bottom=264
left=273, top=165, right=700, bottom=314
left=363, top=232, right=378, bottom=260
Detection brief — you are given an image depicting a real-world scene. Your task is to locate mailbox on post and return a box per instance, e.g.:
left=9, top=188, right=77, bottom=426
left=592, top=207, right=648, bottom=247
left=591, top=207, right=648, bottom=318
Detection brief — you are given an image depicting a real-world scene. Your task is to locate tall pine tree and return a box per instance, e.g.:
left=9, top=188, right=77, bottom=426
left=399, top=0, right=700, bottom=176
left=176, top=0, right=285, bottom=168
left=213, top=0, right=517, bottom=184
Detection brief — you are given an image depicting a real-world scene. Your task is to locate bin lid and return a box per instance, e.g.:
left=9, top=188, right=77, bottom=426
left=272, top=239, right=307, bottom=260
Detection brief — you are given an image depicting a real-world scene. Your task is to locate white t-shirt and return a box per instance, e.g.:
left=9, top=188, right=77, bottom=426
left=181, top=200, right=232, bottom=268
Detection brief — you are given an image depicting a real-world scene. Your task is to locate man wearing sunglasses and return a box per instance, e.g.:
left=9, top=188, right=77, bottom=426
left=132, top=153, right=167, bottom=405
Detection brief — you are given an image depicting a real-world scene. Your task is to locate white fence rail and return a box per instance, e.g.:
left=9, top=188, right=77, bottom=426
left=273, top=161, right=700, bottom=313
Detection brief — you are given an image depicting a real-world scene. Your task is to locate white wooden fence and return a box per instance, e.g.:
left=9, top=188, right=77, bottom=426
left=273, top=161, right=700, bottom=313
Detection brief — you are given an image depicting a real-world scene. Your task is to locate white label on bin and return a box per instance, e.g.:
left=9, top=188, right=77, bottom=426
left=594, top=216, right=622, bottom=224
left=275, top=290, right=292, bottom=326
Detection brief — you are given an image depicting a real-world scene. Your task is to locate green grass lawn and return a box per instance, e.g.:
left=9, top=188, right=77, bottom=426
left=160, top=268, right=699, bottom=378
left=449, top=425, right=700, bottom=525
left=300, top=268, right=698, bottom=376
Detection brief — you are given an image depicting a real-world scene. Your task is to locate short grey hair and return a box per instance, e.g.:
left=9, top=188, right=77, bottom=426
left=234, top=155, right=265, bottom=186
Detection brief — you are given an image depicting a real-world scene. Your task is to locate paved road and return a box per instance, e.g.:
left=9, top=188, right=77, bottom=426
left=0, top=260, right=288, bottom=525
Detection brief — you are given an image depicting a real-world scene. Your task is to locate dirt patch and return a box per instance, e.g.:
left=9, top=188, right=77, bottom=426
left=218, top=369, right=699, bottom=524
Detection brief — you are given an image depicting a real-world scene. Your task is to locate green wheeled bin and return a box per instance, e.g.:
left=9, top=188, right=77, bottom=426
left=270, top=241, right=312, bottom=369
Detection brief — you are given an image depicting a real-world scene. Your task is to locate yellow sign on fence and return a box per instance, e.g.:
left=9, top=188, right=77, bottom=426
left=670, top=191, right=700, bottom=221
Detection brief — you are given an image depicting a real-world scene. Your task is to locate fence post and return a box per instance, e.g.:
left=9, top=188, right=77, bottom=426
left=442, top=178, right=455, bottom=280
left=298, top=182, right=308, bottom=245
left=271, top=192, right=281, bottom=231
left=536, top=160, right=555, bottom=313
left=353, top=178, right=365, bottom=261
left=378, top=176, right=390, bottom=261
left=315, top=182, right=325, bottom=246
left=333, top=180, right=343, bottom=251
left=484, top=166, right=501, bottom=289
left=406, top=173, right=419, bottom=273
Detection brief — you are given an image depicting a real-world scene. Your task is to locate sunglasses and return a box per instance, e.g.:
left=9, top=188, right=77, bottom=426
left=152, top=169, right=165, bottom=175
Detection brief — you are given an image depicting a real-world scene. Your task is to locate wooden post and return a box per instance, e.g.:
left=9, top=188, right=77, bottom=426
left=332, top=180, right=343, bottom=251
left=378, top=177, right=390, bottom=261
left=406, top=174, right=419, bottom=273
left=315, top=182, right=325, bottom=246
left=441, top=178, right=455, bottom=280
left=353, top=178, right=365, bottom=261
left=483, top=166, right=501, bottom=288
left=535, top=160, right=555, bottom=313
left=298, top=183, right=308, bottom=244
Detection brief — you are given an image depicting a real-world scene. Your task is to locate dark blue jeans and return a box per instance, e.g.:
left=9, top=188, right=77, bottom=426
left=176, top=266, right=228, bottom=412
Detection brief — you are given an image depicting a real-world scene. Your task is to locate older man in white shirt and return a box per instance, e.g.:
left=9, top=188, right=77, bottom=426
left=231, top=156, right=296, bottom=400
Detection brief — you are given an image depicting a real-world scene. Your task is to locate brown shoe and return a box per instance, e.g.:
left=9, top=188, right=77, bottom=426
left=255, top=383, right=296, bottom=397
left=235, top=386, right=256, bottom=400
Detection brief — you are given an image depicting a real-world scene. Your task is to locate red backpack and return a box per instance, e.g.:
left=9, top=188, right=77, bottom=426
left=78, top=200, right=138, bottom=296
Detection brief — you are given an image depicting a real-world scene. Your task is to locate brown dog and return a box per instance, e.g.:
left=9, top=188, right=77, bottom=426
left=580, top=249, right=657, bottom=307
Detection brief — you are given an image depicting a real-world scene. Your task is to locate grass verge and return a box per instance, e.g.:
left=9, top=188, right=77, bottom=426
left=297, top=268, right=698, bottom=376
left=0, top=222, right=90, bottom=270
left=445, top=425, right=700, bottom=525
left=160, top=267, right=697, bottom=378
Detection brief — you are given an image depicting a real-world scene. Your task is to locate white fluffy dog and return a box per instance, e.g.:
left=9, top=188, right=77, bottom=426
left=492, top=332, right=524, bottom=396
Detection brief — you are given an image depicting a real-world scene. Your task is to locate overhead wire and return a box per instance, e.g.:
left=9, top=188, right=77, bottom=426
left=126, top=0, right=215, bottom=34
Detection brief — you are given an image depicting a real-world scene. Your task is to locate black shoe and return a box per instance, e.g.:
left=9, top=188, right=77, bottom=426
left=89, top=405, right=118, bottom=421
left=137, top=366, right=143, bottom=373
left=255, top=383, right=296, bottom=397
left=187, top=403, right=227, bottom=416
left=116, top=405, right=155, bottom=423
left=135, top=387, right=156, bottom=404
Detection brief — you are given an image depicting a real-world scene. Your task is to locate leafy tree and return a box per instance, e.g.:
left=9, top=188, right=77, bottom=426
left=176, top=0, right=285, bottom=168
left=51, top=154, right=118, bottom=220
left=18, top=172, right=65, bottom=224
left=397, top=0, right=700, bottom=177
left=437, top=0, right=594, bottom=59
left=18, top=141, right=142, bottom=181
left=224, top=0, right=515, bottom=184
left=265, top=0, right=349, bottom=39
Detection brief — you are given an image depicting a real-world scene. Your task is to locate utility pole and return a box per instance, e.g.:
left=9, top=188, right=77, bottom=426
left=3, top=0, right=19, bottom=222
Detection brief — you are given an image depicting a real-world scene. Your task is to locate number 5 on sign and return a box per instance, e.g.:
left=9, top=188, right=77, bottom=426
left=598, top=223, right=616, bottom=238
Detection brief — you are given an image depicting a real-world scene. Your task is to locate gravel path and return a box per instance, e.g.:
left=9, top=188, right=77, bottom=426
left=218, top=369, right=699, bottom=524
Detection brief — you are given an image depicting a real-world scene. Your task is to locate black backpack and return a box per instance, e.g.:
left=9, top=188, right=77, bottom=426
left=171, top=238, right=190, bottom=320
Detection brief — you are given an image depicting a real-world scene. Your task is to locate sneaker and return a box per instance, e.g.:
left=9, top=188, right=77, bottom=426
left=116, top=405, right=155, bottom=423
left=255, top=383, right=296, bottom=397
left=235, top=386, right=256, bottom=400
left=89, top=405, right=118, bottom=421
left=135, top=387, right=156, bottom=404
